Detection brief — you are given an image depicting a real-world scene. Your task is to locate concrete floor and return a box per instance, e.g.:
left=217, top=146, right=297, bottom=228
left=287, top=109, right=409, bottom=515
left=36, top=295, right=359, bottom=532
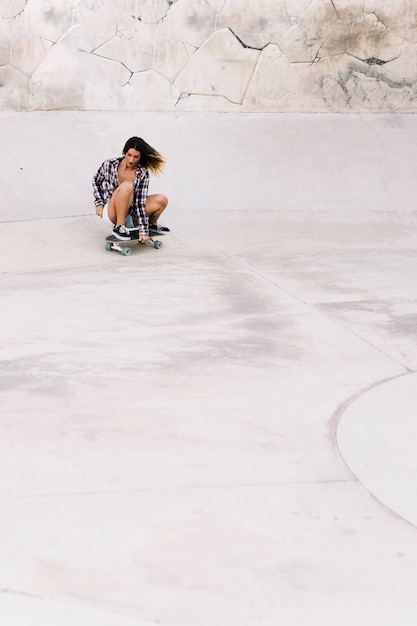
left=1, top=111, right=417, bottom=625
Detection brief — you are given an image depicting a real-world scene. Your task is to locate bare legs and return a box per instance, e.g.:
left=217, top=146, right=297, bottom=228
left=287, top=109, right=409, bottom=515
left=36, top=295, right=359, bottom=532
left=146, top=193, right=168, bottom=225
left=107, top=181, right=134, bottom=226
left=107, top=185, right=168, bottom=228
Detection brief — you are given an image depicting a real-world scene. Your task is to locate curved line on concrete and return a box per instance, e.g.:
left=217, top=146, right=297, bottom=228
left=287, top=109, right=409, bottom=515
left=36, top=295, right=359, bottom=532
left=331, top=371, right=417, bottom=530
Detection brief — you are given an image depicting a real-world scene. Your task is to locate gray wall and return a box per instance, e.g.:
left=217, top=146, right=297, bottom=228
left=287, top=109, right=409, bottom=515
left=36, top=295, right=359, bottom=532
left=1, top=0, right=417, bottom=112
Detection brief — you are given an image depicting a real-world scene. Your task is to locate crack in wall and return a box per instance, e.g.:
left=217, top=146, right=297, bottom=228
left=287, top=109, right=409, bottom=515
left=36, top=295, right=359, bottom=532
left=329, top=0, right=339, bottom=19
left=129, top=0, right=180, bottom=26
left=175, top=90, right=244, bottom=107
left=369, top=11, right=388, bottom=30
left=227, top=27, right=269, bottom=52
left=130, top=14, right=167, bottom=26
left=362, top=57, right=388, bottom=66
left=1, top=1, right=29, bottom=20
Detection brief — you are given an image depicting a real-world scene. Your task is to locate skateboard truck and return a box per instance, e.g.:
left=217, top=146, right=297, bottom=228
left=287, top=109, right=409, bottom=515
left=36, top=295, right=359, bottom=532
left=105, top=236, right=163, bottom=256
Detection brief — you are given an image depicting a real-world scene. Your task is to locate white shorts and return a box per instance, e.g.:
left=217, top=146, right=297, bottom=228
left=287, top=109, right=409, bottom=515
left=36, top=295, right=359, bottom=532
left=102, top=203, right=135, bottom=229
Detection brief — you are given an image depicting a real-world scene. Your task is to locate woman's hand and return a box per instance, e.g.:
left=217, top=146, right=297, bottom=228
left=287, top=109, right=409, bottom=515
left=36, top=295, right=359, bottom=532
left=96, top=205, right=103, bottom=218
left=139, top=235, right=150, bottom=244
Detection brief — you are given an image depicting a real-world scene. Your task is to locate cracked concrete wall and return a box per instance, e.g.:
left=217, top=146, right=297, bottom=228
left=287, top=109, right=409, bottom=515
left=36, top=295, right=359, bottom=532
left=1, top=0, right=417, bottom=112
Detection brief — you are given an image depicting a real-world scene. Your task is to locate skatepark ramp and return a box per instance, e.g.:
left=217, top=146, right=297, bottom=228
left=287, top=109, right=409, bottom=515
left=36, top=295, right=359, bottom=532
left=1, top=111, right=417, bottom=626
left=1, top=111, right=416, bottom=272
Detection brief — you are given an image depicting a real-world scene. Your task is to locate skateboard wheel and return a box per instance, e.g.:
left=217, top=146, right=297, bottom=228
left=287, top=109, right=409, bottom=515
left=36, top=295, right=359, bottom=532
left=154, top=240, right=163, bottom=249
left=122, top=247, right=132, bottom=256
left=105, top=242, right=112, bottom=251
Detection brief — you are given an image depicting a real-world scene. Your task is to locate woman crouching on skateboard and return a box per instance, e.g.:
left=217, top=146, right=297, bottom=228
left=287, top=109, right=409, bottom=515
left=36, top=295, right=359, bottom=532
left=92, top=136, right=169, bottom=242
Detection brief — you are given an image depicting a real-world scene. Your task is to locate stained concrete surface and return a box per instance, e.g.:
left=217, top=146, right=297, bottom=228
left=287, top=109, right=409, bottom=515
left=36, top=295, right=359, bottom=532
left=1, top=112, right=417, bottom=625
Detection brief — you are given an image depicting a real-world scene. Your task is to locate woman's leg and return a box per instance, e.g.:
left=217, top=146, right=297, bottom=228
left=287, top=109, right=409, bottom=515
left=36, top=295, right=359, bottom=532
left=108, top=182, right=134, bottom=226
left=146, top=193, right=168, bottom=225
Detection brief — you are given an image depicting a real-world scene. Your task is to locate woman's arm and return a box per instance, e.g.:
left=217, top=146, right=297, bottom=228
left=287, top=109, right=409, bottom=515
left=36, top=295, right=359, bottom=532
left=92, top=161, right=107, bottom=207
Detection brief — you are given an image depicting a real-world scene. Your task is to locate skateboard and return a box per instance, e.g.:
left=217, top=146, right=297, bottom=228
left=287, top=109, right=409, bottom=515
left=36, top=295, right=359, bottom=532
left=105, top=231, right=163, bottom=256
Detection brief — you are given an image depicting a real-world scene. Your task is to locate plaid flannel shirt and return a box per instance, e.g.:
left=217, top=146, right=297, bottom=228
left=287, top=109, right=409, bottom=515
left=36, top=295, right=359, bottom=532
left=92, top=157, right=149, bottom=235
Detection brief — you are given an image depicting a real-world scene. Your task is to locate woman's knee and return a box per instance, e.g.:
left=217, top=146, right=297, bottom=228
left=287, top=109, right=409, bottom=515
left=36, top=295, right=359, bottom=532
left=118, top=181, right=134, bottom=195
left=154, top=193, right=168, bottom=209
left=145, top=193, right=168, bottom=215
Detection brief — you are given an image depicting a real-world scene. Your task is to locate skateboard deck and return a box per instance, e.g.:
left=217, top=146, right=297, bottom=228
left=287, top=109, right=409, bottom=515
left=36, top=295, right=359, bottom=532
left=105, top=233, right=163, bottom=256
